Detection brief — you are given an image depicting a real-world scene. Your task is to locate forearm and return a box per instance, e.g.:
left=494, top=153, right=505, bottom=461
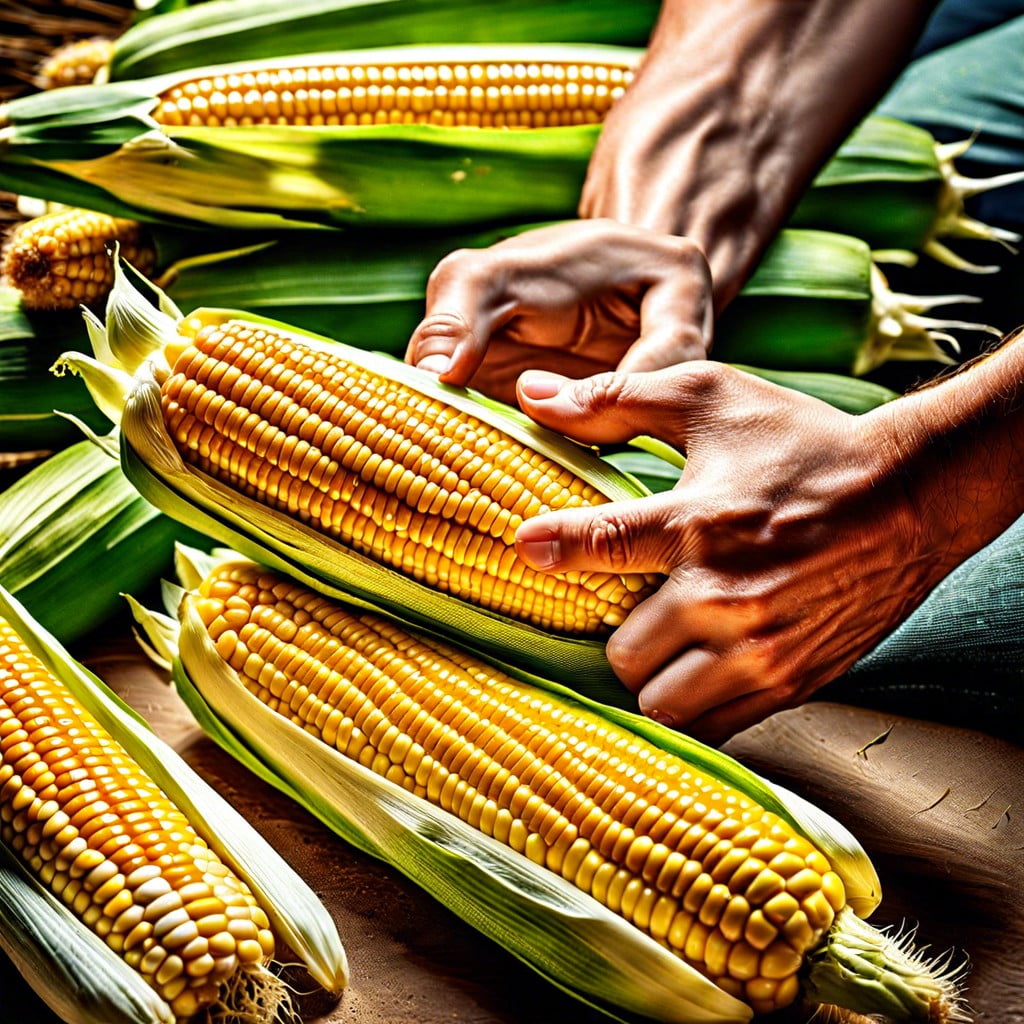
left=875, top=330, right=1024, bottom=570
left=582, top=0, right=934, bottom=311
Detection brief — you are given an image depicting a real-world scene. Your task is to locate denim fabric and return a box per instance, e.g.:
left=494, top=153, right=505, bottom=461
left=830, top=515, right=1024, bottom=743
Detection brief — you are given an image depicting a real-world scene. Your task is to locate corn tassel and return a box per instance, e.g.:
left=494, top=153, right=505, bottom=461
left=131, top=546, right=966, bottom=1024
left=54, top=256, right=655, bottom=692
left=0, top=583, right=347, bottom=1023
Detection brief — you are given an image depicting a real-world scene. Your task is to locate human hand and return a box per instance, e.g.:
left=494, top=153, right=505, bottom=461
left=512, top=362, right=961, bottom=744
left=405, top=219, right=711, bottom=405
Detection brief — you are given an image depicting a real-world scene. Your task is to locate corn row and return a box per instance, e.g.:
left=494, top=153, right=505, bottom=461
left=0, top=614, right=277, bottom=1021
left=159, top=315, right=657, bottom=635
left=194, top=560, right=846, bottom=1016
left=153, top=58, right=632, bottom=129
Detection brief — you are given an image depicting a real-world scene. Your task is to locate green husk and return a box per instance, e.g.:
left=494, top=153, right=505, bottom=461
left=789, top=113, right=1024, bottom=269
left=716, top=230, right=996, bottom=374
left=159, top=227, right=992, bottom=374
left=0, top=289, right=110, bottom=451
left=0, top=435, right=207, bottom=645
left=108, top=0, right=662, bottom=81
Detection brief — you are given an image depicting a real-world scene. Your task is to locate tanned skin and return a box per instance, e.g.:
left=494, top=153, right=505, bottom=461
left=403, top=0, right=1024, bottom=744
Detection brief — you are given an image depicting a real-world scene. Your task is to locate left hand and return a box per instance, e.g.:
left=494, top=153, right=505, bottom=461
left=405, top=219, right=712, bottom=405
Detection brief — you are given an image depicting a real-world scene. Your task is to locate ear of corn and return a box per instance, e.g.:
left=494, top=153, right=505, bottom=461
left=1, top=47, right=1018, bottom=262
left=55, top=256, right=656, bottom=694
left=714, top=229, right=999, bottom=375
left=0, top=45, right=630, bottom=231
left=2, top=208, right=156, bottom=310
left=129, top=546, right=965, bottom=1024
left=0, top=435, right=208, bottom=646
left=106, top=0, right=663, bottom=82
left=37, top=37, right=117, bottom=91
left=0, top=582, right=348, bottom=1021
left=154, top=225, right=976, bottom=374
left=8, top=208, right=995, bottom=376
left=789, top=114, right=1024, bottom=270
left=0, top=838, right=175, bottom=1024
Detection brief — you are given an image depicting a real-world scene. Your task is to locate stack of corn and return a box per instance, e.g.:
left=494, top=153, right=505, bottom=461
left=0, top=2, right=1004, bottom=1021
left=47, top=255, right=968, bottom=1023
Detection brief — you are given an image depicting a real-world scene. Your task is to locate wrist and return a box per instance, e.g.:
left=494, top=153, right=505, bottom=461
left=863, top=334, right=1024, bottom=570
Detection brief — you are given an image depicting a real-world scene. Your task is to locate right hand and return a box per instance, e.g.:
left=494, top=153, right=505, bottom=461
left=405, top=219, right=712, bottom=405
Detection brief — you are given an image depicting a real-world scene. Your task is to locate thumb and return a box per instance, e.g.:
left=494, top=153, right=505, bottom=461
left=516, top=362, right=730, bottom=452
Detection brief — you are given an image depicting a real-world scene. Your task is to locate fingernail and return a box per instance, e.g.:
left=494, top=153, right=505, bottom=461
left=516, top=523, right=560, bottom=569
left=416, top=353, right=452, bottom=376
left=645, top=708, right=676, bottom=728
left=519, top=370, right=567, bottom=401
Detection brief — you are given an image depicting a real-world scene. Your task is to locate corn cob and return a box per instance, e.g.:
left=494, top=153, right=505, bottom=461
left=151, top=55, right=631, bottom=129
left=138, top=548, right=965, bottom=1024
left=162, top=313, right=655, bottom=634
left=37, top=37, right=116, bottom=91
left=55, top=257, right=656, bottom=690
left=0, top=47, right=1018, bottom=256
left=105, top=0, right=662, bottom=82
left=0, top=584, right=348, bottom=1023
left=2, top=208, right=156, bottom=310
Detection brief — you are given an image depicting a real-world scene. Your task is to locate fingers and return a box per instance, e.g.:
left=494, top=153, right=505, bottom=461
left=516, top=489, right=691, bottom=578
left=406, top=220, right=715, bottom=387
left=516, top=360, right=732, bottom=452
left=405, top=251, right=511, bottom=386
left=616, top=253, right=713, bottom=373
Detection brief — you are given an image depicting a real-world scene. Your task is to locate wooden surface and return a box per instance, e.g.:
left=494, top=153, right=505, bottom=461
left=3, top=623, right=1022, bottom=1024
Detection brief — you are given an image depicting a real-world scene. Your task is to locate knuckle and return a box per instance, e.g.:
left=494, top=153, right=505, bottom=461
left=605, top=633, right=648, bottom=685
left=571, top=370, right=632, bottom=414
left=427, top=247, right=488, bottom=293
left=664, top=234, right=708, bottom=274
left=580, top=508, right=641, bottom=571
left=416, top=309, right=468, bottom=341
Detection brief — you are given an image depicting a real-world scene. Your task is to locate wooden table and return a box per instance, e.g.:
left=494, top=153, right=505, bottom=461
left=4, top=624, right=1022, bottom=1023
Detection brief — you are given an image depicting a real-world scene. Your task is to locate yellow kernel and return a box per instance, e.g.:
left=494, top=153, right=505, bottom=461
left=760, top=939, right=803, bottom=980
